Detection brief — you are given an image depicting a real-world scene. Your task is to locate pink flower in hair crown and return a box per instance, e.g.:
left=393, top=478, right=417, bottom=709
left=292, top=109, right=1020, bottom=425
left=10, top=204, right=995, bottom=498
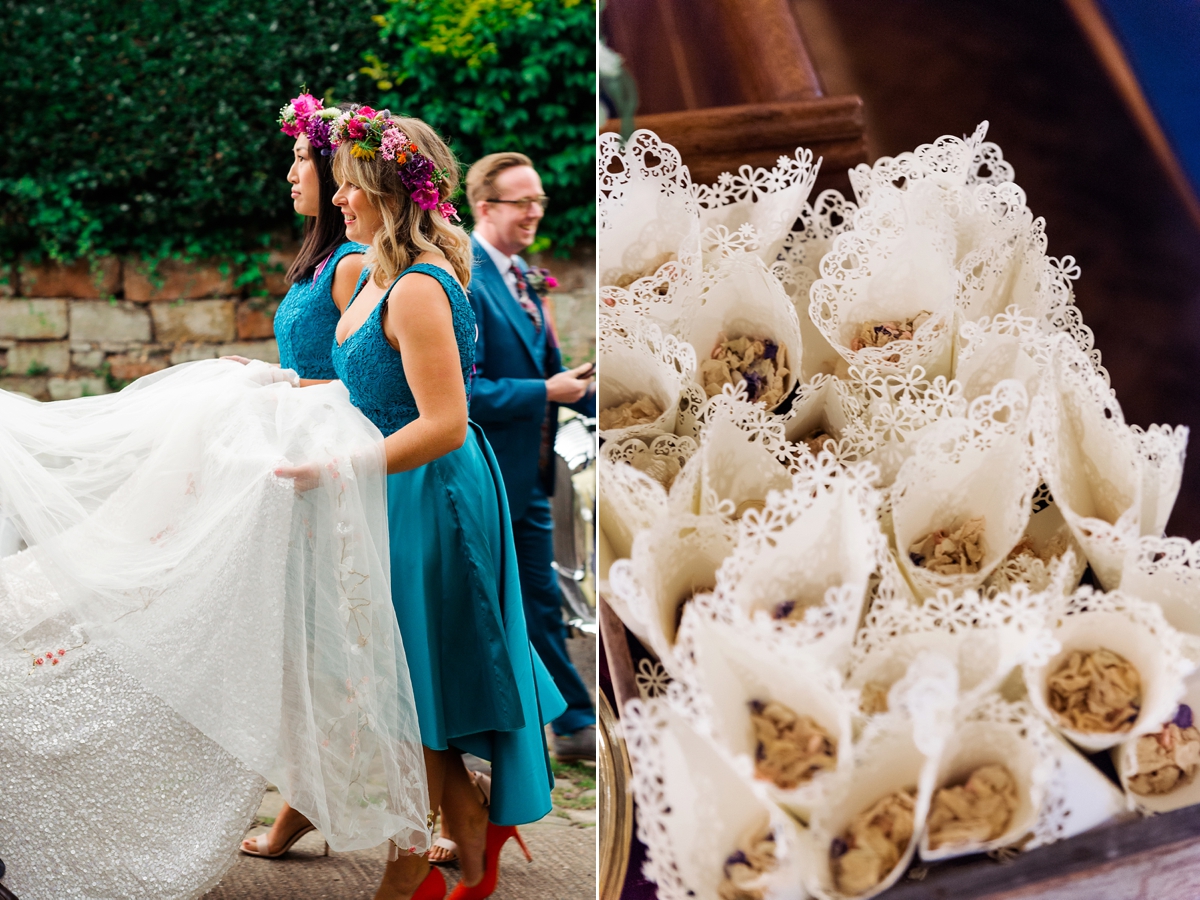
left=292, top=93, right=323, bottom=118
left=438, top=200, right=461, bottom=221
left=276, top=93, right=324, bottom=141
left=411, top=182, right=441, bottom=211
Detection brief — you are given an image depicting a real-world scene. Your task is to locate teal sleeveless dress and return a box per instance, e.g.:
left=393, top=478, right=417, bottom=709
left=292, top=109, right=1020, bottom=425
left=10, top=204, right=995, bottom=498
left=331, top=263, right=564, bottom=827
left=275, top=241, right=367, bottom=378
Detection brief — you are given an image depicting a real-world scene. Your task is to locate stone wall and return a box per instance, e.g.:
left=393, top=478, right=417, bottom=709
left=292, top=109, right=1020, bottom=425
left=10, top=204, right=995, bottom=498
left=0, top=243, right=595, bottom=401
left=0, top=255, right=287, bottom=401
left=527, top=242, right=596, bottom=370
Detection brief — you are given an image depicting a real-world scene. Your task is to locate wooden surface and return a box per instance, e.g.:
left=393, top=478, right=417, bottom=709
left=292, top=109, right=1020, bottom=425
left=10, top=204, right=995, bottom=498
left=884, top=804, right=1200, bottom=899
left=600, top=96, right=865, bottom=189
left=600, top=0, right=867, bottom=188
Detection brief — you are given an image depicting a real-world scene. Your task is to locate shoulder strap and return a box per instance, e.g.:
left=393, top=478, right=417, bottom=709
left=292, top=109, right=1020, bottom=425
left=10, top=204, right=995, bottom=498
left=345, top=267, right=372, bottom=310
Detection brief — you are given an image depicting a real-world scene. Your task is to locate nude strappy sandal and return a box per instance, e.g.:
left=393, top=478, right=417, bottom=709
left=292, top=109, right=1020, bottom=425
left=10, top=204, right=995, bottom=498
left=240, top=822, right=327, bottom=859
left=428, top=772, right=492, bottom=867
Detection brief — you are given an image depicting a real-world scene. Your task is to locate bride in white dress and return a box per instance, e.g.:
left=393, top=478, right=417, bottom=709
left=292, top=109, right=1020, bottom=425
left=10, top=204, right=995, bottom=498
left=0, top=359, right=430, bottom=899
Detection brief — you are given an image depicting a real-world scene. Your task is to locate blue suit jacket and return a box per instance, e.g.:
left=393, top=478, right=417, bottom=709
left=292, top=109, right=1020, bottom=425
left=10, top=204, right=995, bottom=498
left=467, top=234, right=595, bottom=521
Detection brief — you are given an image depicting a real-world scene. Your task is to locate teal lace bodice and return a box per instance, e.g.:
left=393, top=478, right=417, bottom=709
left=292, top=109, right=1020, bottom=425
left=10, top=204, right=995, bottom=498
left=331, top=263, right=476, bottom=435
left=274, top=241, right=367, bottom=379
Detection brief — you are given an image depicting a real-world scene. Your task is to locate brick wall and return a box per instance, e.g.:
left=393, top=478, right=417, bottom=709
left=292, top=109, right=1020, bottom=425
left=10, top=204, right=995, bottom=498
left=0, top=243, right=595, bottom=400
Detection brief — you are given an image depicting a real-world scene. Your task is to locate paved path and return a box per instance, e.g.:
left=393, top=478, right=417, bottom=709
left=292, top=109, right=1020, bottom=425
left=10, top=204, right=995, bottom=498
left=208, top=635, right=597, bottom=899
left=211, top=817, right=595, bottom=899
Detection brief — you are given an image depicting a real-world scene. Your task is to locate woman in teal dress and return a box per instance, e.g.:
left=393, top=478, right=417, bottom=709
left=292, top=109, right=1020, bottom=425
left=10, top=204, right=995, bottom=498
left=288, top=108, right=563, bottom=900
left=272, top=93, right=366, bottom=379
left=240, top=93, right=372, bottom=861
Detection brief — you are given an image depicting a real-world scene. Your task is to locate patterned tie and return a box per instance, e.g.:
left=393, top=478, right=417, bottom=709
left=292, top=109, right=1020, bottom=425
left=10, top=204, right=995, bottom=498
left=511, top=266, right=543, bottom=332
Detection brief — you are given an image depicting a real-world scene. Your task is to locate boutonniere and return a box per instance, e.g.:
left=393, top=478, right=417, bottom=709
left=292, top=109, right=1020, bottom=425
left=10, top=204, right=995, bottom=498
left=523, top=266, right=559, bottom=293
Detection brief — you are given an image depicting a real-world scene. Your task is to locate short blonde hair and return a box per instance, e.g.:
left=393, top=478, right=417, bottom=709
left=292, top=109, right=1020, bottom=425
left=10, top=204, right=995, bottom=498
left=465, top=152, right=535, bottom=212
left=332, top=116, right=472, bottom=288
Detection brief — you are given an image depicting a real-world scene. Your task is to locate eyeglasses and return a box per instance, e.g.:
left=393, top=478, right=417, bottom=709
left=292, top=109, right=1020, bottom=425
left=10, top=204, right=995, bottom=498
left=486, top=195, right=550, bottom=212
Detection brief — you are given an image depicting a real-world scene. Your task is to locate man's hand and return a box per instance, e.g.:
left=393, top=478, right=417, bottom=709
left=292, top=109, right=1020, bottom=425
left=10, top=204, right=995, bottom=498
left=546, top=362, right=595, bottom=403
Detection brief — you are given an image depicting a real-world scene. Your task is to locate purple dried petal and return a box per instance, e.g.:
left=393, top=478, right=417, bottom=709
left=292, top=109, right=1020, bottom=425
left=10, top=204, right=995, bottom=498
left=748, top=699, right=766, bottom=715
left=762, top=339, right=778, bottom=360
left=743, top=370, right=763, bottom=400
left=830, top=837, right=848, bottom=859
left=724, top=850, right=749, bottom=874
left=1175, top=704, right=1194, bottom=729
left=773, top=600, right=796, bottom=620
left=755, top=742, right=765, bottom=761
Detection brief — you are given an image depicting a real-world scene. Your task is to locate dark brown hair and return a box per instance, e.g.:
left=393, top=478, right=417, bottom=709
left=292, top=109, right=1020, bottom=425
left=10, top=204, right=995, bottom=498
left=285, top=131, right=349, bottom=285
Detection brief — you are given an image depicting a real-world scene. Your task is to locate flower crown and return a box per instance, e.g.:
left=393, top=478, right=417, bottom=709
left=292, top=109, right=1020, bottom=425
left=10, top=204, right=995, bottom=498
left=328, top=106, right=460, bottom=221
left=278, top=92, right=340, bottom=155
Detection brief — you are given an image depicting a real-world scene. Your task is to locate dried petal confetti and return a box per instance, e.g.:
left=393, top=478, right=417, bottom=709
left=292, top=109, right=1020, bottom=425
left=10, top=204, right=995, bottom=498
left=832, top=788, right=917, bottom=895
left=1047, top=648, right=1141, bottom=734
left=926, top=764, right=1018, bottom=849
left=909, top=517, right=987, bottom=575
left=700, top=335, right=790, bottom=409
left=600, top=395, right=664, bottom=431
left=717, top=825, right=778, bottom=900
left=1129, top=719, right=1200, bottom=795
left=748, top=699, right=837, bottom=789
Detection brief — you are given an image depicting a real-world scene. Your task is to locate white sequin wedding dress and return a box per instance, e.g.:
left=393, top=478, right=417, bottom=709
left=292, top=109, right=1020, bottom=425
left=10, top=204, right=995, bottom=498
left=0, top=360, right=430, bottom=900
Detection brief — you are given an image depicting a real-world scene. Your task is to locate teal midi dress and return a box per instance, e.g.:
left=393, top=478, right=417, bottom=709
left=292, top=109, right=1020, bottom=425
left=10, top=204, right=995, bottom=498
left=274, top=241, right=367, bottom=379
left=331, top=263, right=565, bottom=826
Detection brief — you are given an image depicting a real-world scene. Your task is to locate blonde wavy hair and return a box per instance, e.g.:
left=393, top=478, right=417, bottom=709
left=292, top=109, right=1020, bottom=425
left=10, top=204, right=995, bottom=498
left=332, top=115, right=472, bottom=288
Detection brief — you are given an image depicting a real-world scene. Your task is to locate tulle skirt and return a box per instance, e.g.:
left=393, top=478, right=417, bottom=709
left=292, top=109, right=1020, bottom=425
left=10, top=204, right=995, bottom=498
left=0, top=360, right=431, bottom=897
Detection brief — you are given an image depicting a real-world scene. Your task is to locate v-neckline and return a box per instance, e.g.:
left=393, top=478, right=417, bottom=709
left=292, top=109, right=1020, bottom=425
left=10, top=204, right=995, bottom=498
left=335, top=261, right=459, bottom=348
left=335, top=278, right=391, bottom=348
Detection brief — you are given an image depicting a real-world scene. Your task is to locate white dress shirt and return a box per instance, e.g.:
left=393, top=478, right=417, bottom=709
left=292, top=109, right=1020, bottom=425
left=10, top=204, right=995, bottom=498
left=475, top=233, right=521, bottom=301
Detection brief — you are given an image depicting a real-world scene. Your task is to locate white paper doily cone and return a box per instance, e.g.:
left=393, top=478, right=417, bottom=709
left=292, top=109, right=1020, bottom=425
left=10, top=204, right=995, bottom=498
left=673, top=608, right=855, bottom=823
left=985, top=489, right=1088, bottom=597
left=600, top=433, right=698, bottom=493
left=772, top=191, right=859, bottom=381
left=1023, top=588, right=1195, bottom=752
left=850, top=579, right=1056, bottom=714
left=780, top=374, right=863, bottom=463
left=838, top=365, right=968, bottom=487
left=677, top=251, right=805, bottom=412
left=705, top=462, right=886, bottom=672
left=598, top=130, right=701, bottom=292
left=801, top=707, right=945, bottom=900
left=955, top=305, right=1051, bottom=402
left=891, top=381, right=1038, bottom=599
left=809, top=225, right=958, bottom=381
left=1029, top=335, right=1139, bottom=589
left=1114, top=670, right=1200, bottom=815
left=597, top=457, right=668, bottom=562
left=695, top=148, right=820, bottom=267
left=918, top=697, right=1054, bottom=862
left=623, top=698, right=808, bottom=900
left=669, top=407, right=793, bottom=520
left=607, top=514, right=735, bottom=674
left=1121, top=535, right=1200, bottom=649
left=599, top=311, right=696, bottom=444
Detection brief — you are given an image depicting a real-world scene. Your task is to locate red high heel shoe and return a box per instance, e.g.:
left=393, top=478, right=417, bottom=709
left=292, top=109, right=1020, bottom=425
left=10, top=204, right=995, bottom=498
left=411, top=865, right=447, bottom=900
left=445, top=822, right=533, bottom=900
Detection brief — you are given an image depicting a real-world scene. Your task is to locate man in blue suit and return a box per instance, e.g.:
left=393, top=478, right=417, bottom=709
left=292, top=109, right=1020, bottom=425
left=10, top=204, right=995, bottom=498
left=464, top=152, right=597, bottom=759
